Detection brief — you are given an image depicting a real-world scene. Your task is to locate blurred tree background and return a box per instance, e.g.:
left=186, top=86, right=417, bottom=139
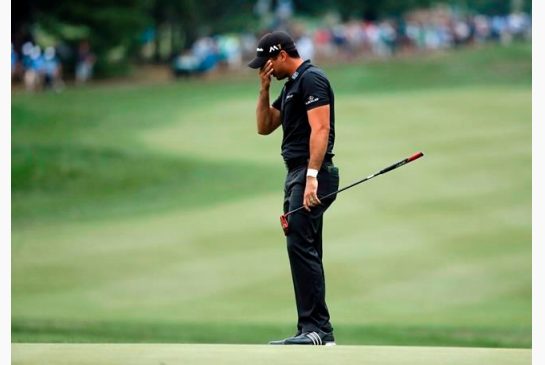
left=11, top=0, right=532, bottom=77
left=300, top=0, right=531, bottom=19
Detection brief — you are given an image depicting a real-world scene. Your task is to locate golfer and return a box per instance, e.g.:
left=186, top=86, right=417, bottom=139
left=248, top=31, right=339, bottom=346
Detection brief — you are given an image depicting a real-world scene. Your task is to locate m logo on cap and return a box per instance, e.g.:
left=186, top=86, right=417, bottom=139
left=269, top=44, right=281, bottom=53
left=247, top=32, right=295, bottom=69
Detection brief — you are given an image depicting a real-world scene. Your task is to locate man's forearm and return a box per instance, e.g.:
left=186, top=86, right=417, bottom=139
left=308, top=127, right=329, bottom=170
left=256, top=88, right=272, bottom=134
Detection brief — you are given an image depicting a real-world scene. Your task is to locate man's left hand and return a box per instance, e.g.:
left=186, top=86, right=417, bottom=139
left=303, top=176, right=321, bottom=211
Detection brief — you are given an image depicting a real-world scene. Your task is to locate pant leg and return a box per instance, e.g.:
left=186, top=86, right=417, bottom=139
left=283, top=172, right=306, bottom=334
left=283, top=164, right=339, bottom=333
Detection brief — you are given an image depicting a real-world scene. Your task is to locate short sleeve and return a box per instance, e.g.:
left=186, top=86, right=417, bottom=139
left=301, top=71, right=330, bottom=110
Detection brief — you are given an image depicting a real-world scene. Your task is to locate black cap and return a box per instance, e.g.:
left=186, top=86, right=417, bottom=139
left=247, top=31, right=297, bottom=69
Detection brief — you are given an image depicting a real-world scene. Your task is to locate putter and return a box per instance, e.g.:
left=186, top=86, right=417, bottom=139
left=280, top=152, right=424, bottom=235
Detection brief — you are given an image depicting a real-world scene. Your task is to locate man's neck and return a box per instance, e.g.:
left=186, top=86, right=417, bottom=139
left=287, top=58, right=305, bottom=77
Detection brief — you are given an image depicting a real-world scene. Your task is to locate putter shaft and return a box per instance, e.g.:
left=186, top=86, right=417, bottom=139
left=283, top=152, right=424, bottom=218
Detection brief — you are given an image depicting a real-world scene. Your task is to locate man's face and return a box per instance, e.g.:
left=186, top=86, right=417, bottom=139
left=268, top=51, right=288, bottom=80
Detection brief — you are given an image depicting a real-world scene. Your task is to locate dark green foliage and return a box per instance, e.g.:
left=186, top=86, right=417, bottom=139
left=292, top=0, right=531, bottom=19
left=13, top=0, right=152, bottom=76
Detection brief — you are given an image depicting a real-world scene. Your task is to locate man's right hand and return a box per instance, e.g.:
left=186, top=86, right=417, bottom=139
left=259, top=60, right=273, bottom=90
left=256, top=60, right=281, bottom=135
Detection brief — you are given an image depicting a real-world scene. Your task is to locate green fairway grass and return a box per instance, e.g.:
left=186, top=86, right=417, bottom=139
left=11, top=43, right=531, bottom=347
left=11, top=344, right=532, bottom=365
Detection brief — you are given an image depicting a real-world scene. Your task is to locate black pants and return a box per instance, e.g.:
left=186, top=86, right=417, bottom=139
left=283, top=162, right=339, bottom=334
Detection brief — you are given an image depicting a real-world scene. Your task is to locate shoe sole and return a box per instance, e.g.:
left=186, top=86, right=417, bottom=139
left=325, top=341, right=336, bottom=346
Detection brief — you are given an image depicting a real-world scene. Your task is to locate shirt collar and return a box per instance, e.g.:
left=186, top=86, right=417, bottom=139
left=289, top=60, right=312, bottom=82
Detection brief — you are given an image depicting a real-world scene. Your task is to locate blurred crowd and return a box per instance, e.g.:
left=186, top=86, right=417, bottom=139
left=311, top=8, right=532, bottom=59
left=11, top=40, right=96, bottom=92
left=172, top=8, right=531, bottom=76
left=172, top=34, right=250, bottom=77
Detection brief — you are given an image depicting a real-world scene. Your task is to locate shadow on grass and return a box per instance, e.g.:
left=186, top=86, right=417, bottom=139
left=12, top=144, right=282, bottom=225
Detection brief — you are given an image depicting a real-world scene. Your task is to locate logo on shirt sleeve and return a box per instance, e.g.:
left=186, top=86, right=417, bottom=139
left=305, top=95, right=320, bottom=105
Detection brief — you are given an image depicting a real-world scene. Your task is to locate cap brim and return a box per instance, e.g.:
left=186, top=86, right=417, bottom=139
left=248, top=56, right=268, bottom=69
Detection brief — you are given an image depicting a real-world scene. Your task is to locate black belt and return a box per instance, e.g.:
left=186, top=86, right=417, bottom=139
left=284, top=155, right=333, bottom=171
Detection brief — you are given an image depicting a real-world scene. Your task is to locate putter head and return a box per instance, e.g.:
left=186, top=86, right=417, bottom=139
left=280, top=214, right=289, bottom=235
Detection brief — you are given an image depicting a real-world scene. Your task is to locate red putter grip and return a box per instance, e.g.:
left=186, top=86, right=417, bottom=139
left=280, top=215, right=289, bottom=235
left=407, top=152, right=424, bottom=162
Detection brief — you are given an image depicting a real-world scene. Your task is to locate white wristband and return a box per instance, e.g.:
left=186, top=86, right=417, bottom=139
left=306, top=168, right=319, bottom=178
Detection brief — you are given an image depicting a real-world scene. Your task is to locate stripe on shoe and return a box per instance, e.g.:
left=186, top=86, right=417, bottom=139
left=307, top=332, right=322, bottom=345
left=306, top=332, right=317, bottom=345
left=313, top=332, right=321, bottom=345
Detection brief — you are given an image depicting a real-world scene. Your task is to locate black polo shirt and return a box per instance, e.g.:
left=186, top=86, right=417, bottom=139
left=272, top=60, right=335, bottom=163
